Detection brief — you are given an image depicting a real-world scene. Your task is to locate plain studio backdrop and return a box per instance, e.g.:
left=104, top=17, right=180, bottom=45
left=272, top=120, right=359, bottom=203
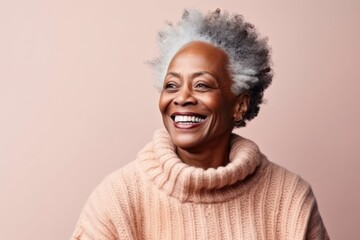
left=1, top=0, right=359, bottom=239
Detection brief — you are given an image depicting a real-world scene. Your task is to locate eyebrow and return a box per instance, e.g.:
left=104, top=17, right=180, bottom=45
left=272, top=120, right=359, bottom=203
left=166, top=71, right=219, bottom=81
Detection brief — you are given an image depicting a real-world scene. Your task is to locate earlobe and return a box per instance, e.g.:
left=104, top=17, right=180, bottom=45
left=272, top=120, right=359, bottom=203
left=240, top=93, right=250, bottom=115
left=233, top=93, right=250, bottom=120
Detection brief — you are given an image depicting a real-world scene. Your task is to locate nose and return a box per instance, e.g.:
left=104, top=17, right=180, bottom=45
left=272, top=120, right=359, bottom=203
left=174, top=86, right=197, bottom=106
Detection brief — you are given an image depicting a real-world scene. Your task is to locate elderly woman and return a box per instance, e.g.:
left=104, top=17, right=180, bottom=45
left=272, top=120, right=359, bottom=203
left=71, top=9, right=329, bottom=239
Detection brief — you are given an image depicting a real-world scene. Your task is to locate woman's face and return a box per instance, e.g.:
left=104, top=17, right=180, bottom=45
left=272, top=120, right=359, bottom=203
left=159, top=41, right=241, bottom=151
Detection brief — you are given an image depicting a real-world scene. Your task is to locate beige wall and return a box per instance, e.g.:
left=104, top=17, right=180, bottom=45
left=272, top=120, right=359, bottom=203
left=1, top=0, right=359, bottom=239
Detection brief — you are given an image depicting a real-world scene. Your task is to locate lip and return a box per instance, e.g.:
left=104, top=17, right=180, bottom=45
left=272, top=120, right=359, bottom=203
left=170, top=112, right=207, bottom=129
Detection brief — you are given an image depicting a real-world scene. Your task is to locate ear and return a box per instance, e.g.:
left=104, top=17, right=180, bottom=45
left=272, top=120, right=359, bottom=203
left=233, top=93, right=250, bottom=121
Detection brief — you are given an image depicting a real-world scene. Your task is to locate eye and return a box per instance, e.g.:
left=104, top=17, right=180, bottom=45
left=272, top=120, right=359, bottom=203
left=195, top=82, right=211, bottom=91
left=163, top=82, right=178, bottom=91
left=197, top=83, right=208, bottom=88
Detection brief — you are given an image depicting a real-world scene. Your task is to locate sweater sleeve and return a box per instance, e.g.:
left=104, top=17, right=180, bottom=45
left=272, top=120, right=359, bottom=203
left=288, top=178, right=330, bottom=240
left=305, top=198, right=330, bottom=240
left=70, top=177, right=134, bottom=240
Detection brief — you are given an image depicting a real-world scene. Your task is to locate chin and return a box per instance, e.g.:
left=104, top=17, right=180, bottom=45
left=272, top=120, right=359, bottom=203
left=170, top=134, right=202, bottom=150
left=163, top=124, right=202, bottom=149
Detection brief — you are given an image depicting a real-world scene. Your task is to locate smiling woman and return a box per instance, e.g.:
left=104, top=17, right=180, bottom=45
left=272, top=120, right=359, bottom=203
left=71, top=9, right=329, bottom=240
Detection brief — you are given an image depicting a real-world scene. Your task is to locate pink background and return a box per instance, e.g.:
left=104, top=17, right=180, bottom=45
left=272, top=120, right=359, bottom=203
left=1, top=0, right=359, bottom=239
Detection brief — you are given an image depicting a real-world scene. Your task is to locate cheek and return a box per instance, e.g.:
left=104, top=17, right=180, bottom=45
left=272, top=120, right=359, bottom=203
left=205, top=96, right=235, bottom=120
left=201, top=94, right=225, bottom=113
left=159, top=93, right=171, bottom=114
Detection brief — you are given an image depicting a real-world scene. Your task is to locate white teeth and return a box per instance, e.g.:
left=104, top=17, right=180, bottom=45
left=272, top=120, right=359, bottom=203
left=174, top=115, right=205, bottom=123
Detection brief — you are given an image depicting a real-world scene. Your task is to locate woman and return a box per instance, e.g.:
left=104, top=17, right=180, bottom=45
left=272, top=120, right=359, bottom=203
left=71, top=9, right=329, bottom=239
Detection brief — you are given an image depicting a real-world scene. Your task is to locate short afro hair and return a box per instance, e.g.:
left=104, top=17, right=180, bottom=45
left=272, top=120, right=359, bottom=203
left=149, top=9, right=273, bottom=127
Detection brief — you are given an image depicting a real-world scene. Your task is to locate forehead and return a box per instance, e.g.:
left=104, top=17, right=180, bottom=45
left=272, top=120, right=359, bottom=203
left=167, top=41, right=229, bottom=75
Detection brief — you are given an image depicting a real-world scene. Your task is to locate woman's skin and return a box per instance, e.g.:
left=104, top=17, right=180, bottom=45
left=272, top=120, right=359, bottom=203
left=159, top=41, right=250, bottom=169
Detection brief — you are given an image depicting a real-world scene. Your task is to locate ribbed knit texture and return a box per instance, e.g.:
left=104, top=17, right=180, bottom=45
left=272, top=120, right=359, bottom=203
left=71, top=129, right=329, bottom=240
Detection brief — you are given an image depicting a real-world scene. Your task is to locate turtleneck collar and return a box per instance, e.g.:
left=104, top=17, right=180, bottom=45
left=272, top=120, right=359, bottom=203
left=136, top=129, right=268, bottom=203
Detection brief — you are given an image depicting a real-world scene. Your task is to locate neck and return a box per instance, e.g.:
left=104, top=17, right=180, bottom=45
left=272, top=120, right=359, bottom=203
left=176, top=136, right=231, bottom=169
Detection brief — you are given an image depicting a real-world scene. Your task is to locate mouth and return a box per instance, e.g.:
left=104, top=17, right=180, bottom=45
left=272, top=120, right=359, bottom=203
left=170, top=113, right=207, bottom=124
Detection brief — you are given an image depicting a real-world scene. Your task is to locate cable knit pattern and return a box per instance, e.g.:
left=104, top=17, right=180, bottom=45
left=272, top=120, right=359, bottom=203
left=71, top=129, right=329, bottom=240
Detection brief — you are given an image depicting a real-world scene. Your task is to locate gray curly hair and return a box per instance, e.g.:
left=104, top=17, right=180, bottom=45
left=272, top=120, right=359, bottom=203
left=149, top=9, right=273, bottom=127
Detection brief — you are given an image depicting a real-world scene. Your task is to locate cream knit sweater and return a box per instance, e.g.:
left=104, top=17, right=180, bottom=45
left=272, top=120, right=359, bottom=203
left=71, top=129, right=329, bottom=240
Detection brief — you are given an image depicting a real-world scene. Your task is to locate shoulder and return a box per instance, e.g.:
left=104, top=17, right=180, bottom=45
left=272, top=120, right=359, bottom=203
left=260, top=161, right=326, bottom=238
left=102, top=160, right=144, bottom=199
left=83, top=160, right=140, bottom=210
left=88, top=139, right=155, bottom=207
left=265, top=160, right=315, bottom=200
left=71, top=139, right=156, bottom=239
left=71, top=161, right=141, bottom=240
left=263, top=161, right=319, bottom=223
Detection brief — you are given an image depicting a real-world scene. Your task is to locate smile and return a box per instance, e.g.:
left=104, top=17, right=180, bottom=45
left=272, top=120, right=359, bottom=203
left=170, top=113, right=207, bottom=126
left=173, top=115, right=206, bottom=123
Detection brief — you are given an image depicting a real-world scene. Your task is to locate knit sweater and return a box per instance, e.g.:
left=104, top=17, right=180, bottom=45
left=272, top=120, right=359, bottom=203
left=71, top=129, right=329, bottom=240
